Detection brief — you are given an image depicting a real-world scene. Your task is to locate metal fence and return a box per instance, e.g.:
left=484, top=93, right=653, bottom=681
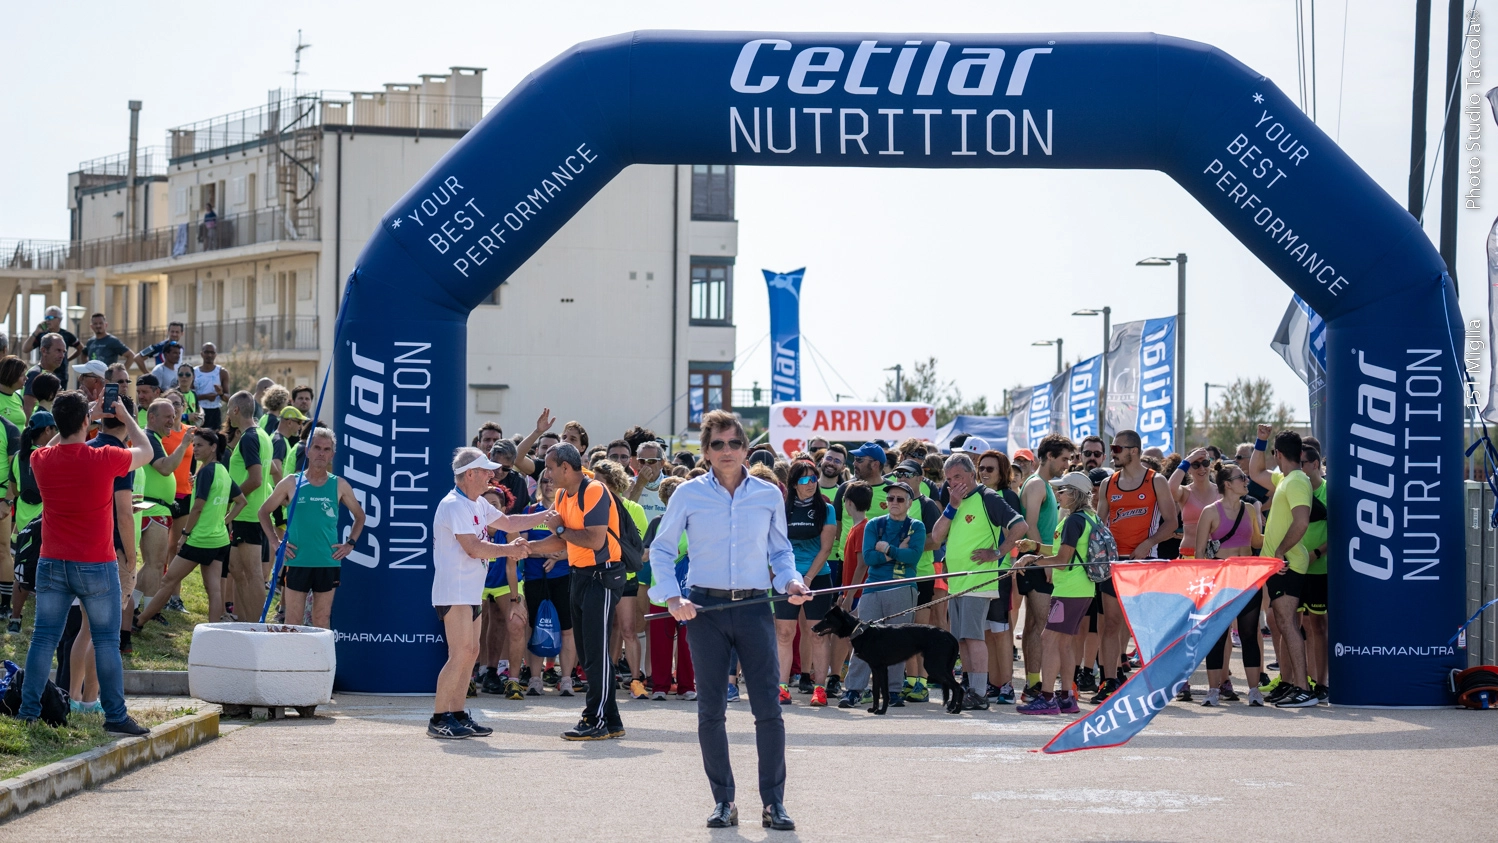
left=118, top=316, right=319, bottom=355
left=1464, top=481, right=1498, bottom=667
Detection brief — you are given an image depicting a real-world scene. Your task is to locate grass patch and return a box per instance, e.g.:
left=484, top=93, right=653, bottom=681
left=0, top=571, right=212, bottom=674
left=0, top=707, right=187, bottom=779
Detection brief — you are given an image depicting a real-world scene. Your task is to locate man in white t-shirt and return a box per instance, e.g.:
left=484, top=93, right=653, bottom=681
left=628, top=440, right=669, bottom=523
left=429, top=447, right=552, bottom=739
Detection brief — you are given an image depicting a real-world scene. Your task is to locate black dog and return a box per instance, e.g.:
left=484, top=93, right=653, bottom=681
left=813, top=605, right=965, bottom=715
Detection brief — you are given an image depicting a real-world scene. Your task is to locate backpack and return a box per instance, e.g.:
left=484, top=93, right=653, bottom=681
left=579, top=477, right=645, bottom=574
left=1076, top=511, right=1120, bottom=584
left=0, top=661, right=70, bottom=727
left=527, top=600, right=562, bottom=658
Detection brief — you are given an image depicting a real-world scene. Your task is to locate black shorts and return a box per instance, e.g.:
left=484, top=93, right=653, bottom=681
left=775, top=573, right=833, bottom=622
left=14, top=556, right=35, bottom=592
left=1299, top=573, right=1327, bottom=615
left=917, top=579, right=935, bottom=604
left=525, top=574, right=573, bottom=631
left=282, top=566, right=340, bottom=593
left=1097, top=577, right=1117, bottom=598
left=1018, top=565, right=1053, bottom=596
left=985, top=574, right=1014, bottom=625
left=172, top=494, right=193, bottom=519
left=435, top=604, right=482, bottom=622
left=622, top=580, right=640, bottom=598
left=230, top=521, right=263, bottom=547
left=180, top=542, right=230, bottom=568
left=1267, top=569, right=1305, bottom=602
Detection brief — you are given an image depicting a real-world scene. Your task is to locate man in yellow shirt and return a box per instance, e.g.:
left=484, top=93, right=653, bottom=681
left=1248, top=424, right=1315, bottom=709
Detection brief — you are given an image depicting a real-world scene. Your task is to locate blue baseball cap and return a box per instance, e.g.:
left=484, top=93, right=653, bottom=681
left=849, top=442, right=886, bottom=464
left=28, top=411, right=54, bottom=431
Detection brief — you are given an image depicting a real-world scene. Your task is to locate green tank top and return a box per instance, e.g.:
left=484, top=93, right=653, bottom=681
left=0, top=392, right=22, bottom=430
left=12, top=454, right=39, bottom=535
left=230, top=426, right=274, bottom=523
left=285, top=472, right=340, bottom=568
left=944, top=491, right=1003, bottom=596
left=188, top=462, right=232, bottom=549
left=1051, top=512, right=1099, bottom=599
left=819, top=485, right=843, bottom=561
left=142, top=430, right=177, bottom=517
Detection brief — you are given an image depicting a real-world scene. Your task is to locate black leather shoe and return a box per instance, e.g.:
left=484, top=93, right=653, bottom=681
left=706, top=802, right=738, bottom=828
left=762, top=802, right=795, bottom=831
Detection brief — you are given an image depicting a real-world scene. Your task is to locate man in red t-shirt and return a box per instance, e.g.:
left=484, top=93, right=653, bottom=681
left=19, top=390, right=153, bottom=735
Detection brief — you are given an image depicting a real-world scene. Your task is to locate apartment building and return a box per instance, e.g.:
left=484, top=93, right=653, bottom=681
left=0, top=66, right=741, bottom=440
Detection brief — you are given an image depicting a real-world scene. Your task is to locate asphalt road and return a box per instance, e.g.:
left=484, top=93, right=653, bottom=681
left=4, top=679, right=1492, bottom=841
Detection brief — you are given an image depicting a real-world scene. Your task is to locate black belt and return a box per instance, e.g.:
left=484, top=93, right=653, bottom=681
left=692, top=587, right=768, bottom=601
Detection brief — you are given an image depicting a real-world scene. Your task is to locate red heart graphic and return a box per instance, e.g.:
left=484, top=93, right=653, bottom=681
left=911, top=407, right=932, bottom=427
left=782, top=407, right=806, bottom=427
left=879, top=501, right=888, bottom=510
left=782, top=439, right=803, bottom=455
left=964, top=513, right=975, bottom=523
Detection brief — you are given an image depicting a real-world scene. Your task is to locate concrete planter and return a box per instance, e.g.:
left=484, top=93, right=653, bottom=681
left=188, top=623, right=335, bottom=708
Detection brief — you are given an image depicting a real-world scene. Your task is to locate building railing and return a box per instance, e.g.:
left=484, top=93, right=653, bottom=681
left=116, top=316, right=320, bottom=356
left=167, top=91, right=501, bottom=160
left=75, top=146, right=169, bottom=179
left=0, top=207, right=317, bottom=273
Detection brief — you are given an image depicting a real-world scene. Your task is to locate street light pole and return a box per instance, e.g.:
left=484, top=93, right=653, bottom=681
left=884, top=364, right=903, bottom=400
left=1136, top=253, right=1188, bottom=449
left=1031, top=338, right=1063, bottom=376
left=1204, top=381, right=1228, bottom=447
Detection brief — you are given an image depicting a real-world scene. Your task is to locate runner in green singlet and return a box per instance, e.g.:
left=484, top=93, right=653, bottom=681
left=1017, top=435, right=1073, bottom=701
left=258, top=427, right=365, bottom=629
left=136, top=428, right=245, bottom=626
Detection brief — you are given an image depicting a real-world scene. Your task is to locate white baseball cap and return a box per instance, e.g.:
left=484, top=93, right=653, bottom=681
left=961, top=436, right=990, bottom=455
left=452, top=448, right=502, bottom=474
left=72, top=360, right=108, bottom=379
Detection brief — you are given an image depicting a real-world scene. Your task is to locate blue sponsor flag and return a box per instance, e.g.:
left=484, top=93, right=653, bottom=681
left=1135, top=316, right=1176, bottom=453
left=1043, top=557, right=1280, bottom=753
left=1066, top=354, right=1103, bottom=440
left=1026, top=380, right=1054, bottom=444
left=763, top=268, right=805, bottom=403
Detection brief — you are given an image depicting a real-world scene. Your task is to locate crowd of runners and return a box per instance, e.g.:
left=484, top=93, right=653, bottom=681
left=0, top=312, right=1330, bottom=736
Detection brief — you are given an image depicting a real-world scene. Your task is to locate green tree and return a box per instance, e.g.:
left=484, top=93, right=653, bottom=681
left=880, top=356, right=992, bottom=427
left=1206, top=377, right=1295, bottom=453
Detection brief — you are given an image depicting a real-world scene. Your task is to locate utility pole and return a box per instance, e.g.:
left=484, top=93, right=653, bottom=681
left=884, top=364, right=903, bottom=400
left=1136, top=254, right=1188, bottom=449
left=1409, top=0, right=1432, bottom=218
left=126, top=100, right=141, bottom=263
left=1439, top=0, right=1464, bottom=291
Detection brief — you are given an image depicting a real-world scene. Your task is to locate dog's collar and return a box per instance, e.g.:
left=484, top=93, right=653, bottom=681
left=850, top=621, right=869, bottom=640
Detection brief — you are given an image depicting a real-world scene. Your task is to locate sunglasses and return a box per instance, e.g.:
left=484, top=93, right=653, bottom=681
left=638, top=457, right=662, bottom=465
left=885, top=495, right=909, bottom=504
left=895, top=469, right=915, bottom=477
left=1110, top=444, right=1138, bottom=454
left=1190, top=460, right=1210, bottom=469
left=708, top=438, right=746, bottom=452
left=796, top=475, right=815, bottom=485
left=1082, top=450, right=1104, bottom=458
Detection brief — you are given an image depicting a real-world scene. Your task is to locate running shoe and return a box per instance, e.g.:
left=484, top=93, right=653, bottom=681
left=960, top=690, right=990, bottom=711
left=995, top=684, right=1016, bottom=705
left=985, top=683, right=1002, bottom=701
left=1176, top=685, right=1193, bottom=703
left=429, top=713, right=475, bottom=739
left=889, top=694, right=905, bottom=708
left=1091, top=678, right=1120, bottom=705
left=1248, top=687, right=1266, bottom=707
left=526, top=677, right=544, bottom=696
left=1200, top=688, right=1221, bottom=707
left=103, top=716, right=149, bottom=737
left=630, top=678, right=648, bottom=700
left=859, top=689, right=874, bottom=705
left=826, top=675, right=842, bottom=697
left=1275, top=685, right=1318, bottom=708
left=558, top=678, right=576, bottom=697
left=726, top=684, right=741, bottom=703
left=466, top=678, right=478, bottom=698
left=778, top=684, right=793, bottom=705
left=838, top=691, right=859, bottom=709
left=680, top=690, right=697, bottom=701
left=481, top=670, right=506, bottom=695
left=798, top=674, right=814, bottom=695
left=1266, top=681, right=1295, bottom=705
left=903, top=679, right=930, bottom=703
left=457, top=711, right=494, bottom=736
left=1267, top=661, right=1280, bottom=671
left=69, top=698, right=104, bottom=714
left=6, top=619, right=18, bottom=635
left=561, top=719, right=611, bottom=741
left=521, top=663, right=536, bottom=686
left=1020, top=682, right=1043, bottom=703
left=166, top=595, right=187, bottom=613
left=1314, top=682, right=1330, bottom=704
left=1056, top=692, right=1080, bottom=714
left=1075, top=667, right=1098, bottom=694
left=1016, top=693, right=1060, bottom=715
left=152, top=612, right=168, bottom=627
left=504, top=680, right=525, bottom=701
left=1231, top=628, right=1242, bottom=647
left=1259, top=675, right=1281, bottom=696
left=650, top=690, right=667, bottom=701
left=810, top=686, right=828, bottom=707
left=1219, top=680, right=1240, bottom=701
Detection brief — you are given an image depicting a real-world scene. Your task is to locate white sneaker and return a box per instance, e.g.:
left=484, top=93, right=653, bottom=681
left=559, top=678, right=575, bottom=697
left=650, top=690, right=667, bottom=701
left=680, top=690, right=697, bottom=701
left=1200, top=688, right=1220, bottom=707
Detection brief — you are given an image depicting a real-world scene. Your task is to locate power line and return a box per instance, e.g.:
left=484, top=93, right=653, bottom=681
left=1336, top=0, right=1350, bottom=140
left=801, top=334, right=863, bottom=401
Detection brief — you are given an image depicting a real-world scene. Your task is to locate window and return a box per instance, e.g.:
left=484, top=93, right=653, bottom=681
left=172, top=188, right=188, bottom=218
left=690, top=260, right=732, bottom=325
left=231, top=278, right=246, bottom=308
left=263, top=272, right=278, bottom=305
left=295, top=270, right=311, bottom=300
left=171, top=283, right=187, bottom=314
left=691, top=164, right=734, bottom=220
left=688, top=366, right=732, bottom=429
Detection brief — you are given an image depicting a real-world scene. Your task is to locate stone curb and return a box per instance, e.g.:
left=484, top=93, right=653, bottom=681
left=48, top=670, right=191, bottom=696
left=0, top=705, right=220, bottom=822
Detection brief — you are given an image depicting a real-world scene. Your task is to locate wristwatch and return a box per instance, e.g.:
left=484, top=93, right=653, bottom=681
left=556, top=524, right=567, bottom=536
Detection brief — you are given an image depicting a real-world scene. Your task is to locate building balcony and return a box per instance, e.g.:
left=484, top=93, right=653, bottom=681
left=0, top=207, right=317, bottom=276
left=79, top=315, right=320, bottom=359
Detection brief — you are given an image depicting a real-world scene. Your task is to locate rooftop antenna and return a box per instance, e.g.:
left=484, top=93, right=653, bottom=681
left=292, top=29, right=312, bottom=98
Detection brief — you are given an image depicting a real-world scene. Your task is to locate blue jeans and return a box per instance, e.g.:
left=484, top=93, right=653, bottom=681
left=23, top=559, right=126, bottom=722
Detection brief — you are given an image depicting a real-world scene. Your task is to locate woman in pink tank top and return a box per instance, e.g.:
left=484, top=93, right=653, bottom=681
left=1168, top=448, right=1220, bottom=557
left=1193, top=461, right=1267, bottom=705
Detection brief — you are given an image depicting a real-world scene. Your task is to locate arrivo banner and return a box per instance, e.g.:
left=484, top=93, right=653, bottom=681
left=769, top=402, right=937, bottom=456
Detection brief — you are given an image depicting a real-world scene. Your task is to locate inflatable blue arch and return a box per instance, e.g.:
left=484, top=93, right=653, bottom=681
left=332, top=31, right=1464, bottom=707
